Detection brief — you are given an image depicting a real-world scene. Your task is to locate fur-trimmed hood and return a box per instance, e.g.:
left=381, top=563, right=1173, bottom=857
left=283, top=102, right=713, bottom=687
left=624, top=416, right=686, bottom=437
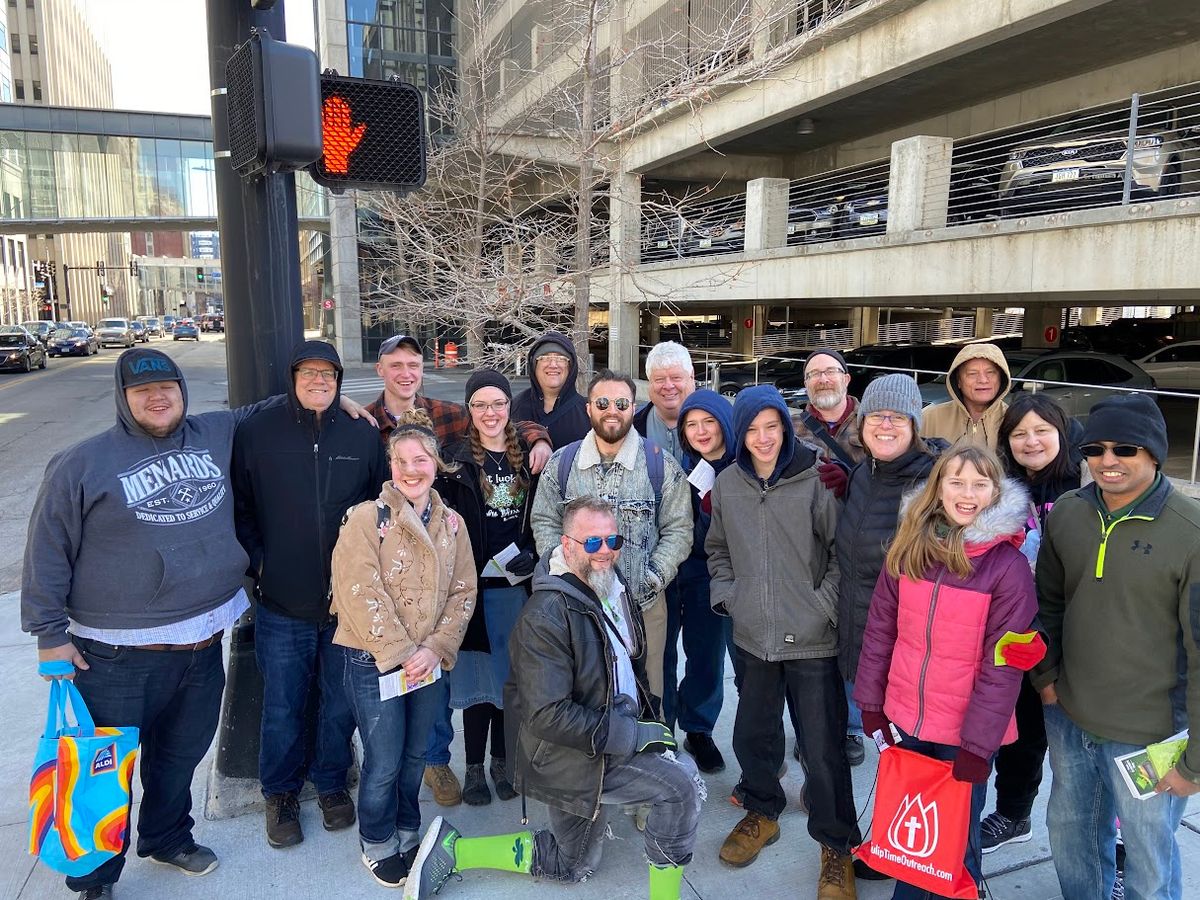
left=901, top=476, right=1032, bottom=555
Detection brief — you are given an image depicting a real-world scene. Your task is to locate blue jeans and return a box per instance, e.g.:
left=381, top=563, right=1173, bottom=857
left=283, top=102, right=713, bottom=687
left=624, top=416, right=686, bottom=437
left=254, top=604, right=355, bottom=796
left=890, top=730, right=987, bottom=900
left=424, top=676, right=454, bottom=766
left=662, top=559, right=730, bottom=734
left=345, top=647, right=441, bottom=860
left=1044, top=703, right=1186, bottom=900
left=845, top=681, right=863, bottom=734
left=64, top=639, right=225, bottom=892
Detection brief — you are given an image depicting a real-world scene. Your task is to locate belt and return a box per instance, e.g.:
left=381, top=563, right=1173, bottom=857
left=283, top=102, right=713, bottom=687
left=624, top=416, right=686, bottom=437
left=86, top=631, right=225, bottom=653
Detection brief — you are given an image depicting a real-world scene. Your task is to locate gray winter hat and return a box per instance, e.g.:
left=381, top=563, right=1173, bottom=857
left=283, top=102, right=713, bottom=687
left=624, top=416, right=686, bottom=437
left=859, top=373, right=923, bottom=424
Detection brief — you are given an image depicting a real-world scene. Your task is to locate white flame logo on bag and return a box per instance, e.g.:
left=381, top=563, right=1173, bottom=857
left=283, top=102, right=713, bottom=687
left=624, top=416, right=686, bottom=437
left=887, top=792, right=940, bottom=858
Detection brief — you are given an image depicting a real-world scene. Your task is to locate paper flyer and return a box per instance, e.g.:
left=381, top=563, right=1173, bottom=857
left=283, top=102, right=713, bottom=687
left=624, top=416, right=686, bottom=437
left=687, top=459, right=716, bottom=498
left=379, top=664, right=441, bottom=702
left=1113, top=729, right=1188, bottom=800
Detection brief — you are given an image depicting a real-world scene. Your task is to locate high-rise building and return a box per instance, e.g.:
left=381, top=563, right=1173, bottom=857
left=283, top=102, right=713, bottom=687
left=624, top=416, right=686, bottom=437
left=6, top=0, right=130, bottom=323
left=0, top=10, right=33, bottom=325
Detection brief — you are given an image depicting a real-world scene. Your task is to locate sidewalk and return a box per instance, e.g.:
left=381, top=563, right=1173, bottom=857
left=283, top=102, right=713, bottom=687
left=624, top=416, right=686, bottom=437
left=2, top=591, right=1198, bottom=899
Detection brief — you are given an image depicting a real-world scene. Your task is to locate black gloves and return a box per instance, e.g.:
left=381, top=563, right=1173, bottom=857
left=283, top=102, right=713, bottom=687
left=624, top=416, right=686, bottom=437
left=505, top=549, right=537, bottom=577
left=634, top=719, right=677, bottom=754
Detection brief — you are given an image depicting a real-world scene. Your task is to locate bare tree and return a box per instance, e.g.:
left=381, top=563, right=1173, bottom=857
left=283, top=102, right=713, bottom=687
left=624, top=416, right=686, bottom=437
left=362, top=0, right=847, bottom=372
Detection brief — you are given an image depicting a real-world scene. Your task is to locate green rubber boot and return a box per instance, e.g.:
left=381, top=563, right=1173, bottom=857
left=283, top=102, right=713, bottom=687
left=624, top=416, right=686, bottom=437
left=454, top=830, right=534, bottom=874
left=649, top=863, right=685, bottom=900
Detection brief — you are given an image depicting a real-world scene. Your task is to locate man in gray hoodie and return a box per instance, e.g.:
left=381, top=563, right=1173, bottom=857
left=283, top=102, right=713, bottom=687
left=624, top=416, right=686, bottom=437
left=21, top=348, right=363, bottom=900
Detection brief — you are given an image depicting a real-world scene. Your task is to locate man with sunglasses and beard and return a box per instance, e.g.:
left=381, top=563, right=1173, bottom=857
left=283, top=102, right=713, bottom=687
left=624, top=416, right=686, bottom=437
left=404, top=497, right=702, bottom=900
left=531, top=370, right=693, bottom=707
left=1033, top=394, right=1200, bottom=900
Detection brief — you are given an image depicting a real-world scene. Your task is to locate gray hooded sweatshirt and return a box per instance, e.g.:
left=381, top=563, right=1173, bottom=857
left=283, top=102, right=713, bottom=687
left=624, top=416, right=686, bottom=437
left=21, top=353, right=277, bottom=648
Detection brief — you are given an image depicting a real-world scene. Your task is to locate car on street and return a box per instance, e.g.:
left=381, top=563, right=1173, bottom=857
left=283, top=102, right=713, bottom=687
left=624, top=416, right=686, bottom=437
left=173, top=319, right=200, bottom=341
left=918, top=350, right=1156, bottom=420
left=136, top=316, right=164, bottom=338
left=20, top=321, right=56, bottom=344
left=162, top=315, right=179, bottom=332
left=0, top=328, right=48, bottom=372
left=200, top=313, right=225, bottom=333
left=129, top=320, right=150, bottom=343
left=67, top=321, right=90, bottom=331
left=1135, top=340, right=1200, bottom=392
left=96, top=318, right=135, bottom=348
left=48, top=327, right=100, bottom=357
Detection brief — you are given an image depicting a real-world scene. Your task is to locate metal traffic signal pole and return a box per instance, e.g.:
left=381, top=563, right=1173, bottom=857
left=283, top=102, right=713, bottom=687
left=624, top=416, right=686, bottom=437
left=205, top=0, right=304, bottom=800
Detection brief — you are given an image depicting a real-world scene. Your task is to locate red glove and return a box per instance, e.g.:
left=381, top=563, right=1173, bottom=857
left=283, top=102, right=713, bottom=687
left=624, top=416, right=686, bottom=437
left=952, top=749, right=991, bottom=784
left=999, top=633, right=1047, bottom=671
left=862, top=710, right=895, bottom=747
left=818, top=460, right=850, bottom=499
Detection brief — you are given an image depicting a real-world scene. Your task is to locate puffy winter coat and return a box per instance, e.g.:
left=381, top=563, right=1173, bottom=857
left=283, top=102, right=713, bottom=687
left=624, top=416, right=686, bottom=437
left=920, top=342, right=1012, bottom=449
left=854, top=478, right=1037, bottom=759
left=835, top=439, right=946, bottom=681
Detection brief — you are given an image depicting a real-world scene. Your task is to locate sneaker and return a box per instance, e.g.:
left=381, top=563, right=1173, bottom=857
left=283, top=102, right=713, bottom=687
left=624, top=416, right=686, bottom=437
left=424, top=764, right=463, bottom=807
left=845, top=734, right=866, bottom=767
left=78, top=887, right=113, bottom=900
left=817, top=845, right=857, bottom=899
left=980, top=812, right=1032, bottom=853
left=683, top=733, right=726, bottom=773
left=318, top=789, right=356, bottom=831
left=462, top=764, right=492, bottom=806
left=404, top=816, right=461, bottom=900
left=264, top=792, right=303, bottom=848
left=730, top=782, right=745, bottom=808
left=150, top=843, right=219, bottom=876
left=853, top=858, right=892, bottom=881
left=362, top=849, right=412, bottom=888
left=719, top=811, right=780, bottom=868
left=489, top=757, right=517, bottom=801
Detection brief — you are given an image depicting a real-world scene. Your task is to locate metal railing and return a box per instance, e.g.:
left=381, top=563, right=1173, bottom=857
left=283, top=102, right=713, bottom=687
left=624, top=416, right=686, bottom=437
left=642, top=190, right=748, bottom=262
left=785, top=157, right=891, bottom=247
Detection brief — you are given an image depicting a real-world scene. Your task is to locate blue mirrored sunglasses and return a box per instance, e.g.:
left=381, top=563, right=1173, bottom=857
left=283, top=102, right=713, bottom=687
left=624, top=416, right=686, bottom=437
left=567, top=533, right=624, bottom=553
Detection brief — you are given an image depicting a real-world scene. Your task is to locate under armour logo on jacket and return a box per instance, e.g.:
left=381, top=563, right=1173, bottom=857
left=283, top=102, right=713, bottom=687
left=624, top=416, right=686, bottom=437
left=1130, top=540, right=1153, bottom=555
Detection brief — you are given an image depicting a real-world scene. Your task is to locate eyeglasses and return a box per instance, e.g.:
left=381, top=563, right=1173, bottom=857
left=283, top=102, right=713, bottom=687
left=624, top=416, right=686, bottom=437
left=468, top=398, right=510, bottom=413
left=296, top=367, right=338, bottom=382
left=804, top=367, right=846, bottom=382
left=567, top=533, right=624, bottom=553
left=1078, top=443, right=1144, bottom=458
left=590, top=396, right=632, bottom=412
left=536, top=352, right=571, bottom=365
left=864, top=413, right=911, bottom=427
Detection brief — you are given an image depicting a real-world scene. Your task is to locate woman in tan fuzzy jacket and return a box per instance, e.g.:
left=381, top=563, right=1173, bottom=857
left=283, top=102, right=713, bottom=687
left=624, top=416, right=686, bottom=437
left=331, top=409, right=476, bottom=888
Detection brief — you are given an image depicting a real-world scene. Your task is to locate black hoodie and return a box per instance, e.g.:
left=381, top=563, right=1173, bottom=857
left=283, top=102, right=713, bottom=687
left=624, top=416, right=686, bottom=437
left=232, top=341, right=389, bottom=621
left=510, top=332, right=589, bottom=449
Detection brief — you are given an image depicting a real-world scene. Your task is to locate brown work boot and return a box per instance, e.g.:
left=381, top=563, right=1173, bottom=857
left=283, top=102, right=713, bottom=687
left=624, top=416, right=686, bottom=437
left=264, top=792, right=302, bottom=848
left=317, top=788, right=356, bottom=831
left=423, top=764, right=462, bottom=806
left=719, top=811, right=780, bottom=868
left=817, top=845, right=857, bottom=900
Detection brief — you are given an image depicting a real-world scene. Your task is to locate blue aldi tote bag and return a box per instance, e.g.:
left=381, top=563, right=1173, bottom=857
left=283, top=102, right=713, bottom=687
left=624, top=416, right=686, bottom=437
left=29, top=661, right=140, bottom=876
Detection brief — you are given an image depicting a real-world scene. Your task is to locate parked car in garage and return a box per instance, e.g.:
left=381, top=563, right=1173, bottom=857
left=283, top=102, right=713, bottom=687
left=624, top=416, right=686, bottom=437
left=681, top=198, right=746, bottom=257
left=712, top=348, right=817, bottom=398
left=919, top=350, right=1156, bottom=419
left=96, top=317, right=135, bottom=348
left=786, top=196, right=840, bottom=245
left=1135, top=340, right=1200, bottom=392
left=129, top=320, right=150, bottom=343
left=0, top=328, right=48, bottom=372
left=48, top=327, right=100, bottom=357
left=839, top=184, right=889, bottom=238
left=173, top=319, right=200, bottom=341
left=20, top=321, right=56, bottom=344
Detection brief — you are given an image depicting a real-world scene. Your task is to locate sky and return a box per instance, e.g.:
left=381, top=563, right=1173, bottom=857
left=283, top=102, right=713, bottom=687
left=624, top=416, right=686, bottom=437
left=80, top=0, right=317, bottom=116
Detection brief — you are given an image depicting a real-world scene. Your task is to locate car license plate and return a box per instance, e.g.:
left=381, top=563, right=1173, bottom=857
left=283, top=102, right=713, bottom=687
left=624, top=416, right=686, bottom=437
left=655, top=240, right=668, bottom=248
left=699, top=238, right=713, bottom=248
left=787, top=224, right=798, bottom=234
left=1051, top=168, right=1080, bottom=183
left=814, top=219, right=833, bottom=229
left=858, top=212, right=879, bottom=226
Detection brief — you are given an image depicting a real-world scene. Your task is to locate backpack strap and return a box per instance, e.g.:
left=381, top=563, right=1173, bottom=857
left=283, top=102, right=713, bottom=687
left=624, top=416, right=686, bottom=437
left=801, top=409, right=856, bottom=468
left=558, top=438, right=664, bottom=526
left=557, top=440, right=583, bottom=502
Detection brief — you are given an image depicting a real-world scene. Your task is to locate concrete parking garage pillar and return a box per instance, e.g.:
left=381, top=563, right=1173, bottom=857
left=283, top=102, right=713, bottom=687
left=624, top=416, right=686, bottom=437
left=888, top=136, right=953, bottom=233
left=850, top=306, right=880, bottom=347
left=609, top=170, right=643, bottom=377
left=746, top=178, right=790, bottom=251
left=1024, top=305, right=1065, bottom=349
left=733, top=305, right=766, bottom=358
left=975, top=307, right=994, bottom=340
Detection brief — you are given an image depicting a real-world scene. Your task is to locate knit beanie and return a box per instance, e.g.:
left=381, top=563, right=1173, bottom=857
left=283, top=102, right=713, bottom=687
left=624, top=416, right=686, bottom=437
left=465, top=369, right=513, bottom=404
left=858, top=373, right=924, bottom=424
left=1079, top=394, right=1168, bottom=467
left=804, top=348, right=848, bottom=374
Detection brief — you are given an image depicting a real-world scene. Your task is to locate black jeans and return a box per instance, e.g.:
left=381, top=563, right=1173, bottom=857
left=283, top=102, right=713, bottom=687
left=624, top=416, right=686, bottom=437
left=732, top=648, right=861, bottom=852
left=991, top=673, right=1047, bottom=820
left=65, top=638, right=225, bottom=892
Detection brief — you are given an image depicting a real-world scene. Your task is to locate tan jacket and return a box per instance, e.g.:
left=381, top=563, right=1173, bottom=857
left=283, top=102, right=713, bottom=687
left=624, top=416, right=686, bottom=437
left=920, top=343, right=1011, bottom=449
left=331, top=482, right=477, bottom=673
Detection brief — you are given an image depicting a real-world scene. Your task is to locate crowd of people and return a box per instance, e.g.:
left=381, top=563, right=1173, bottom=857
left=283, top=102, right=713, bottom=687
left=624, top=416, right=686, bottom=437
left=20, top=334, right=1200, bottom=900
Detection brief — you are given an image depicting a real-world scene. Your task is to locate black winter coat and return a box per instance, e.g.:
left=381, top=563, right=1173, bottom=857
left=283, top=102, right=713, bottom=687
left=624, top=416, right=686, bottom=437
left=503, top=562, right=654, bottom=820
left=436, top=438, right=537, bottom=653
left=232, top=343, right=390, bottom=622
left=510, top=332, right=589, bottom=449
left=835, top=440, right=945, bottom=681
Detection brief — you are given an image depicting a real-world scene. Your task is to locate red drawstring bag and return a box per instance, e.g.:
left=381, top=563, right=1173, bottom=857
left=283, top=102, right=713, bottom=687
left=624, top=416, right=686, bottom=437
left=854, top=746, right=978, bottom=899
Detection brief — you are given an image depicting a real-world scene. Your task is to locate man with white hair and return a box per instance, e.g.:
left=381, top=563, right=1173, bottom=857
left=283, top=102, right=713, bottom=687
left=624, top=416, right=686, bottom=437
left=634, top=340, right=696, bottom=464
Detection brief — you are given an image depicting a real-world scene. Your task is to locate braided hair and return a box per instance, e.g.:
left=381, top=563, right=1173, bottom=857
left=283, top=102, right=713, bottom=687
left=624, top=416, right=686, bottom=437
left=468, top=421, right=529, bottom=503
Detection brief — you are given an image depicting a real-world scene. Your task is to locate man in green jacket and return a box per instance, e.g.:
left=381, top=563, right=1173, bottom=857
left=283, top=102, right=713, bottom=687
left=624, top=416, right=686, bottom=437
left=1033, top=393, right=1200, bottom=900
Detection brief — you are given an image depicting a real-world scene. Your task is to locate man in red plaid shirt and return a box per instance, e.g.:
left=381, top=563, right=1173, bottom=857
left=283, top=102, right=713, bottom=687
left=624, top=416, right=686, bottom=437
left=365, top=333, right=553, bottom=807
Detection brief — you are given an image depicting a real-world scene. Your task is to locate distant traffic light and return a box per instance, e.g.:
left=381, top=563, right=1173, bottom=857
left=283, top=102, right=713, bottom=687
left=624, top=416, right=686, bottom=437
left=196, top=267, right=206, bottom=283
left=309, top=73, right=426, bottom=193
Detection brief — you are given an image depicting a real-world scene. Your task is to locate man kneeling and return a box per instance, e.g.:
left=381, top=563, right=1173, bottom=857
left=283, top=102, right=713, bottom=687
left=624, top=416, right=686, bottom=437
left=405, top=496, right=704, bottom=899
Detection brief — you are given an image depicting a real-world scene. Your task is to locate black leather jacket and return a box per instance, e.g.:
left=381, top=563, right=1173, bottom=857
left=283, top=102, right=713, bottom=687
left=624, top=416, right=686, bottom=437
left=503, top=553, right=654, bottom=820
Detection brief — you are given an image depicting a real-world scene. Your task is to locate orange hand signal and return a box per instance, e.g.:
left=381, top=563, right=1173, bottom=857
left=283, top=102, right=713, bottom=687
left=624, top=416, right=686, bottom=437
left=321, top=95, right=367, bottom=175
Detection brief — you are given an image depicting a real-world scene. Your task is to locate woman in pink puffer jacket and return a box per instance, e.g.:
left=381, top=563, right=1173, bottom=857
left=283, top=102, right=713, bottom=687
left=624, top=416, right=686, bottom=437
left=854, top=442, right=1038, bottom=899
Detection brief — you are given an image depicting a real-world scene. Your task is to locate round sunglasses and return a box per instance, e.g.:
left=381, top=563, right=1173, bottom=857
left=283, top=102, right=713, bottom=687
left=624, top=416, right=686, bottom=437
left=589, top=396, right=632, bottom=411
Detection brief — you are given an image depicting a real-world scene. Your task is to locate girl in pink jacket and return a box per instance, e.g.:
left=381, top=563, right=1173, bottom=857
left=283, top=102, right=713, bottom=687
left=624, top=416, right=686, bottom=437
left=854, top=443, right=1038, bottom=899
